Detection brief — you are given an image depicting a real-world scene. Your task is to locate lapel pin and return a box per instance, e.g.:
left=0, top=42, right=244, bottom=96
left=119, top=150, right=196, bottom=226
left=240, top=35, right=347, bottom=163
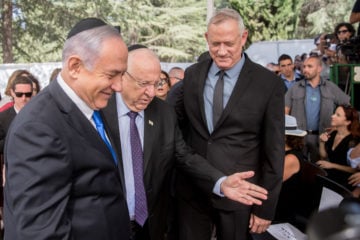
left=149, top=120, right=154, bottom=126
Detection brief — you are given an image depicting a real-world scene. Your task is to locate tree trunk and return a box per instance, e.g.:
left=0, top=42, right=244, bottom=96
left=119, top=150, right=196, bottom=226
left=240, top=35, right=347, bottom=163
left=206, top=0, right=214, bottom=24
left=2, top=0, right=13, bottom=63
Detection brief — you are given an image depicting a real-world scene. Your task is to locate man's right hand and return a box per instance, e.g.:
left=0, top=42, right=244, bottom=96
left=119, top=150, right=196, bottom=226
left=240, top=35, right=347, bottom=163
left=221, top=171, right=268, bottom=205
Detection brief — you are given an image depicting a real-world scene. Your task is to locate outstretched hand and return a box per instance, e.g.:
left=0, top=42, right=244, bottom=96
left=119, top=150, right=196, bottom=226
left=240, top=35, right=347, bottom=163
left=220, top=171, right=268, bottom=205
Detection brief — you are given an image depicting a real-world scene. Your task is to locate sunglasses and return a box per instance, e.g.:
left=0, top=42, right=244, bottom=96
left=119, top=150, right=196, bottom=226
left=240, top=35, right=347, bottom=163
left=337, top=30, right=349, bottom=35
left=14, top=92, right=32, bottom=98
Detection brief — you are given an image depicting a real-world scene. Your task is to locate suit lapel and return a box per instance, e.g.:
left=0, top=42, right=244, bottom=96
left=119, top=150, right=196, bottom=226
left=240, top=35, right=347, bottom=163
left=143, top=100, right=158, bottom=173
left=197, top=61, right=212, bottom=132
left=48, top=80, right=115, bottom=165
left=102, top=94, right=126, bottom=188
left=214, top=57, right=254, bottom=129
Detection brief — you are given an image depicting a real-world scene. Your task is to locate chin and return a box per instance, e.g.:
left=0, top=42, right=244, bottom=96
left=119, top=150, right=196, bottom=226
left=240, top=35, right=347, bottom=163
left=96, top=100, right=110, bottom=109
left=215, top=61, right=233, bottom=69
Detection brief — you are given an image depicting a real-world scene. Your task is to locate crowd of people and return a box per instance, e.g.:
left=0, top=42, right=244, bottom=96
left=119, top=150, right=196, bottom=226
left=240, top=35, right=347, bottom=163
left=0, top=7, right=360, bottom=240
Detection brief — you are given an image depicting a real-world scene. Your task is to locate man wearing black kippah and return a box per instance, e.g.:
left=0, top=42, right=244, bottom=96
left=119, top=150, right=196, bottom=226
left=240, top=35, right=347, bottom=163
left=3, top=18, right=130, bottom=240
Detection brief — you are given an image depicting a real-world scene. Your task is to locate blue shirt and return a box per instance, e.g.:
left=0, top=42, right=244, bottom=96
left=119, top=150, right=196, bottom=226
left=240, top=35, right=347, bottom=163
left=305, top=81, right=321, bottom=131
left=204, top=56, right=245, bottom=133
left=115, top=92, right=145, bottom=220
left=281, top=71, right=303, bottom=90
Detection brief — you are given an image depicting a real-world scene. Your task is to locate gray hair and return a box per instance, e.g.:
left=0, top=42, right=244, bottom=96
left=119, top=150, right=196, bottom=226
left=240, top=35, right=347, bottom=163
left=62, top=25, right=121, bottom=70
left=208, top=8, right=245, bottom=35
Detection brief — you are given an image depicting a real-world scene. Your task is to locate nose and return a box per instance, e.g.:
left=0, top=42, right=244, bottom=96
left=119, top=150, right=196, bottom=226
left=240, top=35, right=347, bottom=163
left=217, top=44, right=227, bottom=56
left=145, top=85, right=156, bottom=98
left=111, top=74, right=123, bottom=92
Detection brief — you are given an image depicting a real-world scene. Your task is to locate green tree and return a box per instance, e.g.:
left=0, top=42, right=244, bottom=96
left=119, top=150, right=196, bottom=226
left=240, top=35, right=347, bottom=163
left=0, top=0, right=123, bottom=63
left=297, top=0, right=354, bottom=38
left=115, top=0, right=208, bottom=62
left=1, top=0, right=13, bottom=63
left=1, top=0, right=210, bottom=63
left=0, top=0, right=357, bottom=64
left=230, top=0, right=304, bottom=45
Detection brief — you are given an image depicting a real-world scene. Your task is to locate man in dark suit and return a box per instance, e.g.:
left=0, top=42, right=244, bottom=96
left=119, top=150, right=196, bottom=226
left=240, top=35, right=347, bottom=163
left=174, top=9, right=285, bottom=240
left=4, top=18, right=130, bottom=240
left=102, top=47, right=269, bottom=240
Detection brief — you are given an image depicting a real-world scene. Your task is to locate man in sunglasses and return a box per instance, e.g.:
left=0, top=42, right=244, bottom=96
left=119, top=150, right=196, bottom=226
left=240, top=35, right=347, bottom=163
left=0, top=75, right=33, bottom=154
left=0, top=75, right=33, bottom=234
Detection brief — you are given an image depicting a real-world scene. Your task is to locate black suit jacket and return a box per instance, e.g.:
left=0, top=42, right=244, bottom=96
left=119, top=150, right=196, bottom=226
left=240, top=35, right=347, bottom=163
left=176, top=55, right=285, bottom=220
left=4, top=80, right=130, bottom=240
left=0, top=107, right=16, bottom=153
left=0, top=100, right=16, bottom=208
left=103, top=94, right=225, bottom=240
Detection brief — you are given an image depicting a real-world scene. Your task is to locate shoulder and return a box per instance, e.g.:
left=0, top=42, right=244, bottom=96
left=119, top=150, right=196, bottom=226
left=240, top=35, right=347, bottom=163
left=321, top=79, right=344, bottom=91
left=243, top=56, right=271, bottom=75
left=11, top=89, right=59, bottom=130
left=0, top=107, right=14, bottom=118
left=286, top=153, right=301, bottom=164
left=243, top=57, right=284, bottom=91
left=149, top=97, right=176, bottom=116
left=185, top=59, right=211, bottom=75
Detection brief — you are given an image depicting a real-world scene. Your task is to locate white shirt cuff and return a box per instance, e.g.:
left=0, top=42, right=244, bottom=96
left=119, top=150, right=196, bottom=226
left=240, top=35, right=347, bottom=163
left=213, top=176, right=227, bottom=197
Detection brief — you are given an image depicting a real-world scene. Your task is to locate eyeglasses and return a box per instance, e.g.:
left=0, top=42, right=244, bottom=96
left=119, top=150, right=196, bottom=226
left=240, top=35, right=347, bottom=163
left=125, top=71, right=161, bottom=89
left=156, top=78, right=169, bottom=88
left=14, top=92, right=32, bottom=98
left=337, top=30, right=349, bottom=35
left=170, top=76, right=183, bottom=81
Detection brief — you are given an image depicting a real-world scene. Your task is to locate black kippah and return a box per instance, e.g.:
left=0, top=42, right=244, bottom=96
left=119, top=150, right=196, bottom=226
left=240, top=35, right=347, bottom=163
left=128, top=44, right=148, bottom=52
left=67, top=18, right=107, bottom=39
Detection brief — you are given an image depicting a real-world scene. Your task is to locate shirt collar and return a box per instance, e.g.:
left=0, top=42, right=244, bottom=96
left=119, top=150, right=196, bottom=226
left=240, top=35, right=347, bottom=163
left=57, top=75, right=93, bottom=121
left=115, top=92, right=144, bottom=119
left=209, top=54, right=245, bottom=79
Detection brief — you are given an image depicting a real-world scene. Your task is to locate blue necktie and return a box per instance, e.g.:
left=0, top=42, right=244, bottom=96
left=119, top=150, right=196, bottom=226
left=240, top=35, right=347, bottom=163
left=127, top=111, right=148, bottom=226
left=92, top=111, right=118, bottom=165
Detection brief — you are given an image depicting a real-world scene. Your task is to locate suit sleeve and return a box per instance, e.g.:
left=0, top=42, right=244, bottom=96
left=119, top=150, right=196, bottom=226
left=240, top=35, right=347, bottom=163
left=252, top=76, right=285, bottom=220
left=171, top=108, right=225, bottom=194
left=4, top=121, right=72, bottom=239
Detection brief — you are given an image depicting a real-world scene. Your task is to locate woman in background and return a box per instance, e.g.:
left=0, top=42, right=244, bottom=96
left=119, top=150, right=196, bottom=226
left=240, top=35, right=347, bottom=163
left=317, top=104, right=360, bottom=190
left=275, top=115, right=307, bottom=223
left=155, top=70, right=171, bottom=100
left=348, top=143, right=360, bottom=197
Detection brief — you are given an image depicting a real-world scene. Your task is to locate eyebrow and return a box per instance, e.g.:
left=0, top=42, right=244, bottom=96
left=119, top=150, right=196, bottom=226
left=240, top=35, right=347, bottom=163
left=106, top=70, right=124, bottom=76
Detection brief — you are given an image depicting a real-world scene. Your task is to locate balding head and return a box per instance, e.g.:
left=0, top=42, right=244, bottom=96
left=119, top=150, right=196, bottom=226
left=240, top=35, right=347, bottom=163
left=169, top=67, right=184, bottom=86
left=121, top=48, right=161, bottom=112
left=128, top=48, right=161, bottom=75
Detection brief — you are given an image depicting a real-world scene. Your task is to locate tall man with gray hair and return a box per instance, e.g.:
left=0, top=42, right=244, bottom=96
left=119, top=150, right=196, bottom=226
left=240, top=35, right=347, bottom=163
left=174, top=8, right=285, bottom=239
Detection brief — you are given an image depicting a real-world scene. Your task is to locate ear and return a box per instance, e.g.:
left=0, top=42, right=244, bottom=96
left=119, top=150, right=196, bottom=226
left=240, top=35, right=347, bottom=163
left=345, top=119, right=351, bottom=127
left=241, top=30, right=248, bottom=46
left=10, top=89, right=15, bottom=99
left=66, top=55, right=83, bottom=78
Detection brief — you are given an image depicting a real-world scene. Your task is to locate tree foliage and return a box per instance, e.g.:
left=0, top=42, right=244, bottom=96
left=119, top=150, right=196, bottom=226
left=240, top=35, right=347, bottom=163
left=297, top=0, right=354, bottom=38
left=230, top=0, right=303, bottom=46
left=0, top=0, right=357, bottom=63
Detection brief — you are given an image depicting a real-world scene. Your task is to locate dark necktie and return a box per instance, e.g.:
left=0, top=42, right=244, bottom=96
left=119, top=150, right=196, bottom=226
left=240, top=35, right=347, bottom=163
left=213, top=70, right=225, bottom=126
left=127, top=111, right=148, bottom=226
left=92, top=111, right=117, bottom=165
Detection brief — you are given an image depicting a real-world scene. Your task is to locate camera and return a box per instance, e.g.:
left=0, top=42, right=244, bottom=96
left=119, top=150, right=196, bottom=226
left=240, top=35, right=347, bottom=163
left=337, top=36, right=360, bottom=63
left=324, top=34, right=336, bottom=49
